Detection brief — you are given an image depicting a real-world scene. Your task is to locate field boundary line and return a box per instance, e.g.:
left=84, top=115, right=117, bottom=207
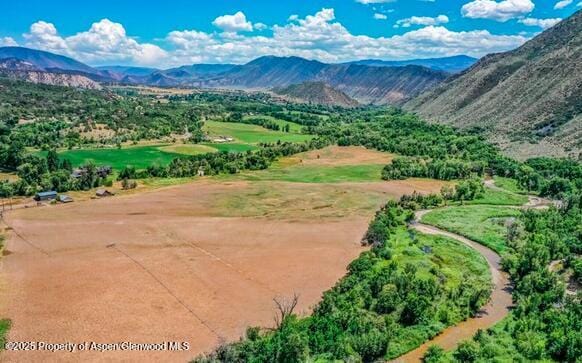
left=110, top=244, right=222, bottom=339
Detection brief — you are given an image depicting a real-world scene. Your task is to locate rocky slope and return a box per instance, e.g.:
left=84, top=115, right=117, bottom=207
left=405, top=10, right=582, bottom=159
left=273, top=81, right=359, bottom=107
left=0, top=58, right=102, bottom=89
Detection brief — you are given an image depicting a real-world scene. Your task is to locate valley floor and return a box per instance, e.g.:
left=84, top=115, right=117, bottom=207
left=0, top=148, right=448, bottom=362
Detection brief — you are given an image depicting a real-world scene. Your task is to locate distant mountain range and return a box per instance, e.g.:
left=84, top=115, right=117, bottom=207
left=406, top=10, right=582, bottom=159
left=0, top=46, right=457, bottom=104
left=191, top=56, right=448, bottom=104
left=273, top=81, right=359, bottom=107
left=346, top=55, right=477, bottom=73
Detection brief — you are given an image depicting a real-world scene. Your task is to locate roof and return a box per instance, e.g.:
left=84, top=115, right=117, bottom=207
left=36, top=191, right=57, bottom=197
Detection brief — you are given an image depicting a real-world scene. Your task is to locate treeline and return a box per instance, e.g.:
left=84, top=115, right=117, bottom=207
left=193, top=189, right=491, bottom=363
left=382, top=157, right=486, bottom=181
left=0, top=150, right=110, bottom=197
left=118, top=138, right=330, bottom=180
left=226, top=113, right=291, bottom=132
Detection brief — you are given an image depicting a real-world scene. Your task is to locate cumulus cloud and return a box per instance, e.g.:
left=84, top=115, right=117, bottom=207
left=374, top=13, right=388, bottom=20
left=166, top=8, right=527, bottom=66
left=212, top=11, right=253, bottom=32
left=16, top=9, right=530, bottom=67
left=461, top=0, right=534, bottom=21
left=395, top=14, right=449, bottom=28
left=23, top=19, right=167, bottom=66
left=518, top=17, right=562, bottom=29
left=554, top=0, right=573, bottom=9
left=0, top=37, right=18, bottom=46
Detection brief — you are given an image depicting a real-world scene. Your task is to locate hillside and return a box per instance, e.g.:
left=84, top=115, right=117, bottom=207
left=199, top=56, right=448, bottom=105
left=346, top=55, right=477, bottom=73
left=0, top=46, right=101, bottom=75
left=0, top=58, right=101, bottom=89
left=273, top=81, right=359, bottom=107
left=406, top=10, right=582, bottom=159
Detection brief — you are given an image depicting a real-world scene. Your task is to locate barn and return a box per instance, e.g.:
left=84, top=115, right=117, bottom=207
left=34, top=191, right=57, bottom=202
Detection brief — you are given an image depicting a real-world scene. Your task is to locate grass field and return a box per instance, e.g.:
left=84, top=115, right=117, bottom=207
left=33, top=121, right=306, bottom=170
left=465, top=187, right=528, bottom=206
left=218, top=145, right=393, bottom=183
left=203, top=121, right=313, bottom=144
left=493, top=176, right=530, bottom=195
left=242, top=115, right=304, bottom=133
left=420, top=205, right=521, bottom=253
left=229, top=163, right=386, bottom=183
left=201, top=143, right=257, bottom=153
left=45, top=145, right=183, bottom=169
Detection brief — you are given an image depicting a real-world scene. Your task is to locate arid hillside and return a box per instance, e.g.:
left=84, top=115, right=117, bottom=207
left=405, top=10, right=582, bottom=159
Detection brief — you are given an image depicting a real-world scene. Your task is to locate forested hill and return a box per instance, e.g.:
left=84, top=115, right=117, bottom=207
left=405, top=10, right=582, bottom=160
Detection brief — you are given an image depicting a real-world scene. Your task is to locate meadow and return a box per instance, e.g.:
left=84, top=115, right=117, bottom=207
left=420, top=205, right=521, bottom=253
left=203, top=120, right=313, bottom=144
left=35, top=120, right=307, bottom=169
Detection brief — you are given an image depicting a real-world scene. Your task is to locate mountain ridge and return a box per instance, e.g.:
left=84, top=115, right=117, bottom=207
left=405, top=10, right=582, bottom=159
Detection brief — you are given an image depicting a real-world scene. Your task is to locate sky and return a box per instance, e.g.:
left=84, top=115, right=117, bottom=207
left=0, top=0, right=579, bottom=68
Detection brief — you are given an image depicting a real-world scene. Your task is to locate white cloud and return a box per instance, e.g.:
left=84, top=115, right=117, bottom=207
left=0, top=37, right=18, bottom=47
left=23, top=19, right=167, bottom=66
left=461, top=0, right=534, bottom=21
left=395, top=14, right=449, bottom=28
left=518, top=17, right=562, bottom=29
left=166, top=8, right=527, bottom=66
left=554, top=0, right=573, bottom=9
left=254, top=23, right=268, bottom=31
left=212, top=11, right=253, bottom=32
left=15, top=9, right=531, bottom=67
left=374, top=13, right=388, bottom=20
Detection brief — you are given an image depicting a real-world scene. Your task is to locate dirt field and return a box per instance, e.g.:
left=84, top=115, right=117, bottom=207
left=0, top=149, right=447, bottom=362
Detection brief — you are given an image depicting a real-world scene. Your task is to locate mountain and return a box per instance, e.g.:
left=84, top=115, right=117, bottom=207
left=0, top=58, right=101, bottom=89
left=198, top=56, right=448, bottom=105
left=405, top=10, right=582, bottom=159
left=0, top=46, right=100, bottom=75
left=162, top=64, right=236, bottom=78
left=273, top=81, right=359, bottom=107
left=96, top=65, right=159, bottom=77
left=346, top=55, right=478, bottom=73
left=0, top=47, right=447, bottom=105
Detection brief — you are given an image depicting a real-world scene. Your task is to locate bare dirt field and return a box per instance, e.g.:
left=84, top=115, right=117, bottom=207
left=0, top=150, right=447, bottom=362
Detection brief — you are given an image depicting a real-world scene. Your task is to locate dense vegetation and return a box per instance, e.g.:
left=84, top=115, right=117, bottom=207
left=432, top=196, right=581, bottom=362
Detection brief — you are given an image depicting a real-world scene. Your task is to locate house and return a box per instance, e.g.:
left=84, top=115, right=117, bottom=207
left=97, top=166, right=112, bottom=178
left=96, top=189, right=115, bottom=197
left=71, top=165, right=112, bottom=179
left=58, top=194, right=74, bottom=203
left=34, top=191, right=57, bottom=202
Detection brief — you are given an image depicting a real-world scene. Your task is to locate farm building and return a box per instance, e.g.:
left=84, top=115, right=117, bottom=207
left=34, top=191, right=57, bottom=202
left=58, top=195, right=74, bottom=203
left=96, top=189, right=115, bottom=197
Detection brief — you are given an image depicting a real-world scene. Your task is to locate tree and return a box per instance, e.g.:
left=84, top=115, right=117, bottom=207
left=46, top=150, right=59, bottom=172
left=423, top=345, right=446, bottom=363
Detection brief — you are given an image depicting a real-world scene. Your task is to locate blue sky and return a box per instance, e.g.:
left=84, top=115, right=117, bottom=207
left=0, top=0, right=579, bottom=67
